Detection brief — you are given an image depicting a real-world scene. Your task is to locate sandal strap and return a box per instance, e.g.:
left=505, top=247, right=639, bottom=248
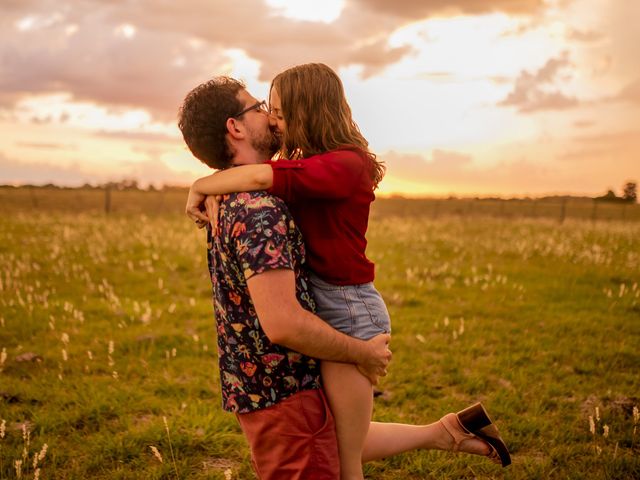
left=439, top=413, right=477, bottom=453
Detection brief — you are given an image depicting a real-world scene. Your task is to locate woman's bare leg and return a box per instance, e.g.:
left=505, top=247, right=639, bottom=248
left=362, top=420, right=491, bottom=462
left=322, top=361, right=372, bottom=480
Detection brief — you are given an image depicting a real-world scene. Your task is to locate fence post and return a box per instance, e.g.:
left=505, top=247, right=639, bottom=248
left=29, top=186, right=39, bottom=207
left=105, top=186, right=112, bottom=214
left=559, top=198, right=567, bottom=224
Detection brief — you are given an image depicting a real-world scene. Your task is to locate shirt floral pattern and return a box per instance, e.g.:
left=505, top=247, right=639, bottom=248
left=207, top=191, right=321, bottom=413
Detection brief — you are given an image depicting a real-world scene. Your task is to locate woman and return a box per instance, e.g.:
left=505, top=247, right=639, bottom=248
left=187, top=63, right=510, bottom=478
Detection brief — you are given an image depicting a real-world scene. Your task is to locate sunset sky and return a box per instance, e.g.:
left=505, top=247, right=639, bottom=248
left=1, top=0, right=638, bottom=197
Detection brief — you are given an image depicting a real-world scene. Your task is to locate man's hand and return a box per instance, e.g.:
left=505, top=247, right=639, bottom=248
left=185, top=186, right=208, bottom=228
left=357, top=333, right=392, bottom=385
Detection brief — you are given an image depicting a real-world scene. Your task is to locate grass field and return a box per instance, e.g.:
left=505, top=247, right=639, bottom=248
left=1, top=189, right=639, bottom=479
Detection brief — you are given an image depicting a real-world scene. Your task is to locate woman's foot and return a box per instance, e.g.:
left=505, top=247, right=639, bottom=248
left=439, top=413, right=502, bottom=464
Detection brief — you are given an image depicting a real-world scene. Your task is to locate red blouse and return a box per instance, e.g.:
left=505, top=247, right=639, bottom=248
left=267, top=149, right=375, bottom=285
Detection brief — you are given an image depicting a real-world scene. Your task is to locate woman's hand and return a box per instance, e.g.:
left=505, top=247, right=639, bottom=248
left=185, top=186, right=209, bottom=228
left=204, top=195, right=221, bottom=230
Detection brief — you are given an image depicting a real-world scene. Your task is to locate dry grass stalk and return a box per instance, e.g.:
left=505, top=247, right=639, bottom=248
left=163, top=416, right=180, bottom=479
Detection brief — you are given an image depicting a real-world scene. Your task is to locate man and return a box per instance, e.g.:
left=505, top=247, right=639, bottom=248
left=178, top=77, right=392, bottom=479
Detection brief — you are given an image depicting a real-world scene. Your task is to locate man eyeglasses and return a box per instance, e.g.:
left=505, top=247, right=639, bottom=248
left=233, top=100, right=269, bottom=118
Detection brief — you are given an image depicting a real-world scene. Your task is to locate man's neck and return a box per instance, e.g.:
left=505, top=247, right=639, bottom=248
left=231, top=151, right=269, bottom=166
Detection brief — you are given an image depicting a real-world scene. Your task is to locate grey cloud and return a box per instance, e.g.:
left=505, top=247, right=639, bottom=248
left=499, top=52, right=579, bottom=113
left=557, top=130, right=640, bottom=180
left=15, top=141, right=77, bottom=150
left=93, top=130, right=181, bottom=144
left=0, top=7, right=227, bottom=121
left=381, top=146, right=632, bottom=195
left=0, top=153, right=101, bottom=186
left=118, top=158, right=196, bottom=186
left=351, top=0, right=544, bottom=19
left=617, top=79, right=640, bottom=104
left=0, top=151, right=194, bottom=187
left=0, top=0, right=544, bottom=120
left=572, top=120, right=595, bottom=129
left=569, top=129, right=640, bottom=147
left=566, top=28, right=604, bottom=43
left=382, top=149, right=557, bottom=193
left=382, top=149, right=473, bottom=183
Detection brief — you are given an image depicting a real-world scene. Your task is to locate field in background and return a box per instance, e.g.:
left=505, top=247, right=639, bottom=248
left=0, top=188, right=639, bottom=479
left=2, top=186, right=639, bottom=222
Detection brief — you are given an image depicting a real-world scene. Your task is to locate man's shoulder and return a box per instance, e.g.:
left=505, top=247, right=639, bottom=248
left=220, top=192, right=294, bottom=233
left=222, top=191, right=289, bottom=216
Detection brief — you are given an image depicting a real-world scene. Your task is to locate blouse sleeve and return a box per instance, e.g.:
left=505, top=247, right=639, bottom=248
left=267, top=150, right=365, bottom=202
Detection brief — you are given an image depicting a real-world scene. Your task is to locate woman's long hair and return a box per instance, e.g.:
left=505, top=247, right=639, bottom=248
left=270, top=63, right=385, bottom=188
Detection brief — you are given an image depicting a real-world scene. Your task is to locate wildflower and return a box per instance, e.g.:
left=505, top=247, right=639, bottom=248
left=0, top=347, right=6, bottom=369
left=149, top=445, right=163, bottom=463
left=589, top=415, right=595, bottom=435
left=108, top=341, right=114, bottom=355
left=61, top=333, right=69, bottom=345
left=15, top=459, right=22, bottom=479
left=224, top=468, right=233, bottom=480
left=38, top=443, right=48, bottom=461
left=415, top=334, right=426, bottom=344
left=603, top=424, right=609, bottom=438
left=34, top=469, right=41, bottom=480
left=595, top=407, right=600, bottom=422
left=1, top=418, right=6, bottom=438
left=62, top=349, right=68, bottom=362
left=633, top=406, right=639, bottom=425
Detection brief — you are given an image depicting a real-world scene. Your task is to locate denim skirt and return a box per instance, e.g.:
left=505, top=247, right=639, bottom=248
left=309, top=273, right=391, bottom=341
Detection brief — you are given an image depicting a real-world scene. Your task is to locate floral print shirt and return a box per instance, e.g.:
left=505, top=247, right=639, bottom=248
left=207, top=191, right=321, bottom=413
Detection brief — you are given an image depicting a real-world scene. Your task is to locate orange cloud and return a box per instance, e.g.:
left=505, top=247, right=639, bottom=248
left=499, top=52, right=579, bottom=112
left=0, top=0, right=548, bottom=122
left=352, top=0, right=544, bottom=18
left=617, top=79, right=640, bottom=105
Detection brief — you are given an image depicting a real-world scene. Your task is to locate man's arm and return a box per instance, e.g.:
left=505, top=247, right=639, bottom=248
left=247, top=268, right=391, bottom=383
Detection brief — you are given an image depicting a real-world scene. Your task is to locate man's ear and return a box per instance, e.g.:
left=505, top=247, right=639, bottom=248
left=226, top=118, right=245, bottom=140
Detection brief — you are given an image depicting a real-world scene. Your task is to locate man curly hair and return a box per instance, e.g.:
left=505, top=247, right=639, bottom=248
left=178, top=77, right=245, bottom=170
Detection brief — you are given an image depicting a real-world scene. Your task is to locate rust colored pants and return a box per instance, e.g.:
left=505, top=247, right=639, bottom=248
left=237, top=388, right=340, bottom=479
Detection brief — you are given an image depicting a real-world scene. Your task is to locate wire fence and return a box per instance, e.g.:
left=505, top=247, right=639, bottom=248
left=1, top=186, right=639, bottom=222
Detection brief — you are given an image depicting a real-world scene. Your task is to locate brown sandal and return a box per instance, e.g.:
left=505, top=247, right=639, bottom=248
left=440, top=402, right=511, bottom=467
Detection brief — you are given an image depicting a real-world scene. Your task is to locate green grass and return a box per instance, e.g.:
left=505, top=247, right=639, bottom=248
left=1, top=194, right=639, bottom=479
